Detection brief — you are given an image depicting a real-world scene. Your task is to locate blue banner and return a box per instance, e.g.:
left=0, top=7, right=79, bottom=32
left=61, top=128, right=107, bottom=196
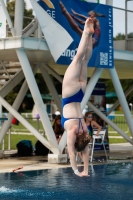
left=37, top=0, right=114, bottom=68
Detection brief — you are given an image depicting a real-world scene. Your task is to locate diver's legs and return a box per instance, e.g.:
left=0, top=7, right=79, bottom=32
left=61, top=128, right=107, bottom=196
left=79, top=32, right=93, bottom=90
left=62, top=18, right=94, bottom=97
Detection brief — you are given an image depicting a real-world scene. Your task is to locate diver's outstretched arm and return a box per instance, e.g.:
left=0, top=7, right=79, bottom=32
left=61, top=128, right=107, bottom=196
left=60, top=1, right=82, bottom=37
left=71, top=9, right=88, bottom=20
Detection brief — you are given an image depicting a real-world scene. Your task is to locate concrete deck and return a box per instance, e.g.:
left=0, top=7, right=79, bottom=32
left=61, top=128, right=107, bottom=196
left=0, top=143, right=133, bottom=173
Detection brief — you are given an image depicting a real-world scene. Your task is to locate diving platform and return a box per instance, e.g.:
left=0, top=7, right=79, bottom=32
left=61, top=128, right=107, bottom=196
left=0, top=36, right=133, bottom=79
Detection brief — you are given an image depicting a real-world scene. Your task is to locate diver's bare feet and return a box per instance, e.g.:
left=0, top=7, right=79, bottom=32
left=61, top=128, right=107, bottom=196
left=84, top=18, right=94, bottom=35
left=81, top=171, right=90, bottom=177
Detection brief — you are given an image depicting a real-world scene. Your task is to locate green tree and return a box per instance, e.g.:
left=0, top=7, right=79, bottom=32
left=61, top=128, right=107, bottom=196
left=114, top=33, right=125, bottom=40
left=7, top=0, right=34, bottom=29
left=114, top=32, right=133, bottom=40
left=128, top=32, right=133, bottom=39
left=104, top=79, right=133, bottom=106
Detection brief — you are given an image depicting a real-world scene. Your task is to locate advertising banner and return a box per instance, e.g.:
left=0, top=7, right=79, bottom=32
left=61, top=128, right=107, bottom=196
left=0, top=0, right=6, bottom=38
left=37, top=0, right=114, bottom=68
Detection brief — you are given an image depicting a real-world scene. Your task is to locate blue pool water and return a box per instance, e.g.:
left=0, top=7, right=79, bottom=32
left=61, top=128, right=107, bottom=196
left=0, top=162, right=133, bottom=200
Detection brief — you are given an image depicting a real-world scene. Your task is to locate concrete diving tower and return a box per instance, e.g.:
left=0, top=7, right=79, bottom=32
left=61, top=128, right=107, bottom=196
left=0, top=0, right=132, bottom=161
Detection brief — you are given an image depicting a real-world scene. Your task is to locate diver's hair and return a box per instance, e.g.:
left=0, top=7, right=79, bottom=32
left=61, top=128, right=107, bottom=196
left=84, top=111, right=93, bottom=122
left=75, top=132, right=90, bottom=152
left=89, top=10, right=106, bottom=18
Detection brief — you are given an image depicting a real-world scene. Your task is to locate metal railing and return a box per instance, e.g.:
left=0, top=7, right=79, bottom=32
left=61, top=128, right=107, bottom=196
left=108, top=114, right=131, bottom=134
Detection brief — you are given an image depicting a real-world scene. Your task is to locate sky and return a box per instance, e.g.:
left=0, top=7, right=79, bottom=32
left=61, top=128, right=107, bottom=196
left=24, top=0, right=133, bottom=36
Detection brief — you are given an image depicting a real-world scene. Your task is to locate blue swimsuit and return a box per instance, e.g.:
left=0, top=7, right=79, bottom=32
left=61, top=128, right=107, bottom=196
left=61, top=89, right=84, bottom=129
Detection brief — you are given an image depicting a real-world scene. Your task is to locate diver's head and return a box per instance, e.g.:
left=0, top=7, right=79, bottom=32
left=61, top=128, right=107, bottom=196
left=75, top=132, right=90, bottom=152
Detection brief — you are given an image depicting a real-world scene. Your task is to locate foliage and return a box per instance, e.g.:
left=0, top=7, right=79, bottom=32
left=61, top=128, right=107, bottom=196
left=114, top=32, right=133, bottom=40
left=114, top=33, right=125, bottom=40
left=104, top=79, right=133, bottom=105
left=7, top=0, right=34, bottom=29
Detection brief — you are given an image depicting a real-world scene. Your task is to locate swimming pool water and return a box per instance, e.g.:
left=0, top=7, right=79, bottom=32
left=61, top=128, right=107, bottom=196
left=0, top=162, right=133, bottom=200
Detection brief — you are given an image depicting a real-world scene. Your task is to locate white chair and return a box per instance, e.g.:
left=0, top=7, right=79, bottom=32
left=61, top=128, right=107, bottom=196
left=90, top=129, right=108, bottom=162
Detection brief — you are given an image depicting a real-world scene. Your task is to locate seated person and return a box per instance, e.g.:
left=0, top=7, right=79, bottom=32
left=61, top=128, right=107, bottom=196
left=53, top=115, right=64, bottom=143
left=84, top=111, right=101, bottom=138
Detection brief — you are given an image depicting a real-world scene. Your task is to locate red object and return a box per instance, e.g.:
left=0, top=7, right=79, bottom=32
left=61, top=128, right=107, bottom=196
left=12, top=167, right=23, bottom=172
left=12, top=117, right=19, bottom=125
left=12, top=117, right=17, bottom=124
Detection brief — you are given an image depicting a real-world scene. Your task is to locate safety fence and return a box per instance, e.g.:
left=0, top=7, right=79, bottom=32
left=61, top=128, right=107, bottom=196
left=108, top=114, right=130, bottom=134
left=9, top=113, right=131, bottom=135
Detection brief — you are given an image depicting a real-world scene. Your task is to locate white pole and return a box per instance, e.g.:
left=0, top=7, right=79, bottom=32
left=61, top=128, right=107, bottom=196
left=0, top=0, right=60, bottom=153
left=16, top=49, right=59, bottom=150
left=0, top=96, right=61, bottom=153
left=0, top=66, right=38, bottom=143
left=129, top=103, right=133, bottom=114
left=8, top=128, right=10, bottom=150
left=88, top=101, right=133, bottom=144
left=43, top=64, right=63, bottom=83
left=109, top=68, right=133, bottom=137
left=81, top=68, right=103, bottom=110
left=0, top=0, right=6, bottom=38
left=40, top=66, right=62, bottom=113
left=14, top=0, right=24, bottom=36
left=0, top=0, right=15, bottom=36
left=2, top=139, right=4, bottom=150
left=23, top=22, right=38, bottom=37
left=59, top=131, right=67, bottom=153
left=0, top=104, right=2, bottom=127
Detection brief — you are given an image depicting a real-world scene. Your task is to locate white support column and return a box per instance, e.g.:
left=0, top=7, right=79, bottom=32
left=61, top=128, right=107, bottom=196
left=34, top=19, right=38, bottom=38
left=34, top=19, right=42, bottom=39
left=81, top=68, right=103, bottom=110
left=14, top=0, right=24, bottom=36
left=16, top=49, right=59, bottom=151
left=88, top=101, right=133, bottom=144
left=109, top=68, right=133, bottom=137
left=0, top=96, right=57, bottom=152
left=23, top=23, right=38, bottom=37
left=0, top=0, right=15, bottom=36
left=0, top=66, right=38, bottom=143
left=107, top=84, right=133, bottom=115
left=59, top=131, right=67, bottom=153
left=0, top=70, right=24, bottom=98
left=8, top=128, right=11, bottom=150
left=0, top=2, right=59, bottom=154
left=0, top=104, right=2, bottom=127
left=2, top=139, right=4, bottom=150
left=40, top=65, right=62, bottom=113
left=37, top=21, right=42, bottom=39
left=43, top=64, right=63, bottom=83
